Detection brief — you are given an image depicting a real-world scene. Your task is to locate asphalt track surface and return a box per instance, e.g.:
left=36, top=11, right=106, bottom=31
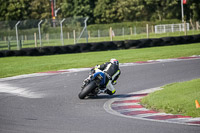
left=0, top=58, right=200, bottom=133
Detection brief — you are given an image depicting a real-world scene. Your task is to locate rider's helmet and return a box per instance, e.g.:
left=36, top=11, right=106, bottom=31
left=110, top=58, right=119, bottom=66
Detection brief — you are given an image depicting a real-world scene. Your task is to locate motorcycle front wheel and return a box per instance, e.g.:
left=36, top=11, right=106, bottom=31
left=78, top=81, right=96, bottom=99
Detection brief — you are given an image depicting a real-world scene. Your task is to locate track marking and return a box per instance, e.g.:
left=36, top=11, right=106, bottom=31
left=104, top=87, right=200, bottom=126
left=0, top=83, right=45, bottom=98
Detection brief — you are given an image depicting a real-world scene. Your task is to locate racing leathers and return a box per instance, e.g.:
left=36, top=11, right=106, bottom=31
left=92, top=62, right=121, bottom=95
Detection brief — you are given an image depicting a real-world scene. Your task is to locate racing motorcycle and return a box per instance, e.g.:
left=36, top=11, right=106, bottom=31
left=78, top=71, right=107, bottom=99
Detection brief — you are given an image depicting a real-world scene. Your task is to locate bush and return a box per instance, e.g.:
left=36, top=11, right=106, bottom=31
left=87, top=19, right=181, bottom=31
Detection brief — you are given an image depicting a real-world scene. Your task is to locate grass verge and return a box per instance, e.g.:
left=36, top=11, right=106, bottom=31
left=0, top=43, right=200, bottom=78
left=141, top=78, right=200, bottom=117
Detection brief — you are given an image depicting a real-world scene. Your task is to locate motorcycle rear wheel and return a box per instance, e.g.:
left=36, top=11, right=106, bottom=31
left=78, top=81, right=96, bottom=99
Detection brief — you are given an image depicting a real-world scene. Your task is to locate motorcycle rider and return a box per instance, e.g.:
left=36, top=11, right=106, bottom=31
left=82, top=59, right=121, bottom=95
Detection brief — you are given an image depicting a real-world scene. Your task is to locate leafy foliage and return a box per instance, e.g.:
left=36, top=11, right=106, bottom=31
left=0, top=0, right=200, bottom=24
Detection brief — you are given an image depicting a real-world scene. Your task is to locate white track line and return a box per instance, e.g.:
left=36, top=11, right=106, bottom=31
left=0, top=83, right=45, bottom=98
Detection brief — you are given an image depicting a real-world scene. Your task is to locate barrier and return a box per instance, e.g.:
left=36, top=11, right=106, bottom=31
left=0, top=34, right=200, bottom=57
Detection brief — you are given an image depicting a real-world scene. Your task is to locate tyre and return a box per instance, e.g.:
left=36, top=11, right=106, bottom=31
left=90, top=42, right=105, bottom=51
left=137, top=39, right=152, bottom=48
left=78, top=81, right=96, bottom=99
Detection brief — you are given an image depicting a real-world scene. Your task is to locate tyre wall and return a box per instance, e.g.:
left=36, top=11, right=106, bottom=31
left=0, top=34, right=200, bottom=57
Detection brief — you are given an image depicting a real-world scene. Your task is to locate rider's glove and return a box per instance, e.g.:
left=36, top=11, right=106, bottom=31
left=90, top=68, right=95, bottom=74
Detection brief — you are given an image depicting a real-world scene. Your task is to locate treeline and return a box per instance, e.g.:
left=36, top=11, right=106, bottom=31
left=0, top=0, right=200, bottom=24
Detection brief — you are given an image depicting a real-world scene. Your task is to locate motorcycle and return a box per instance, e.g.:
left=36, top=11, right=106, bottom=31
left=78, top=71, right=107, bottom=99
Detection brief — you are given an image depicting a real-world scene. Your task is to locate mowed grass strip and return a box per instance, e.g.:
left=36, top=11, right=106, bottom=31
left=141, top=78, right=200, bottom=117
left=0, top=43, right=200, bottom=78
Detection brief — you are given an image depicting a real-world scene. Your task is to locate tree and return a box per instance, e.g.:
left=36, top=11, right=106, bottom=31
left=73, top=0, right=96, bottom=23
left=0, top=0, right=199, bottom=24
left=2, top=0, right=30, bottom=21
left=59, top=0, right=96, bottom=23
left=59, top=0, right=74, bottom=18
left=94, top=0, right=117, bottom=23
left=144, top=0, right=179, bottom=21
left=113, top=0, right=148, bottom=21
left=184, top=0, right=200, bottom=22
left=29, top=0, right=51, bottom=19
left=0, top=0, right=9, bottom=21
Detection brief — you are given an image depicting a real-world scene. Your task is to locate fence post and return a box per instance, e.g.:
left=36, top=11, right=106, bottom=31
left=134, top=27, right=137, bottom=35
left=21, top=35, right=24, bottom=47
left=8, top=41, right=11, bottom=50
left=60, top=18, right=65, bottom=46
left=151, top=25, right=154, bottom=33
left=47, top=33, right=50, bottom=44
left=84, top=17, right=89, bottom=43
left=196, top=21, right=199, bottom=31
left=184, top=21, right=187, bottom=35
left=76, top=17, right=89, bottom=43
left=34, top=33, right=37, bottom=47
left=88, top=31, right=91, bottom=39
left=146, top=24, right=149, bottom=38
left=15, top=21, right=20, bottom=50
left=98, top=30, right=100, bottom=38
left=130, top=27, right=133, bottom=35
left=46, top=34, right=48, bottom=41
left=4, top=36, right=6, bottom=42
left=38, top=20, right=43, bottom=47
left=171, top=24, right=174, bottom=32
left=164, top=25, right=166, bottom=33
left=109, top=27, right=113, bottom=41
left=73, top=30, right=76, bottom=44
left=19, top=40, right=22, bottom=49
left=67, top=32, right=70, bottom=40
left=25, top=35, right=27, bottom=42
left=122, top=27, right=125, bottom=37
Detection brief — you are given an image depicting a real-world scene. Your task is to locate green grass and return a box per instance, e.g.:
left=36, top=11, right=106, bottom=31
left=141, top=78, right=200, bottom=117
left=0, top=43, right=200, bottom=78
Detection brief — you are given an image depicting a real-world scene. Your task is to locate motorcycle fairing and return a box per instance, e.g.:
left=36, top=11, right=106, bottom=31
left=93, top=72, right=106, bottom=86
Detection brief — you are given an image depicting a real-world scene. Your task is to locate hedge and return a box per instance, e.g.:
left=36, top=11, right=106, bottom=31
left=0, top=34, right=200, bottom=57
